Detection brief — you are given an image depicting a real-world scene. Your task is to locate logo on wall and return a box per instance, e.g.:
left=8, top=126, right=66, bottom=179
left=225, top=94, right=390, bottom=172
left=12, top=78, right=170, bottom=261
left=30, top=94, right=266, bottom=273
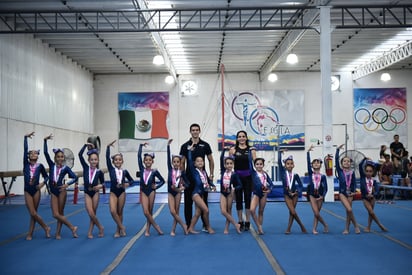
left=231, top=92, right=280, bottom=136
left=219, top=90, right=305, bottom=151
left=354, top=106, right=406, bottom=132
left=353, top=88, right=407, bottom=149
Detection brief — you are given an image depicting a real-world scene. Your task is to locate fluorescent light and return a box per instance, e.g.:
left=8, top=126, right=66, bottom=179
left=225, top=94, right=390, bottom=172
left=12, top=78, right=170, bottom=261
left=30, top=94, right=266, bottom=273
left=165, top=75, right=175, bottom=84
left=286, top=53, right=298, bottom=64
left=380, top=72, right=391, bottom=81
left=268, top=73, right=278, bottom=82
left=342, top=29, right=412, bottom=72
left=153, top=55, right=164, bottom=65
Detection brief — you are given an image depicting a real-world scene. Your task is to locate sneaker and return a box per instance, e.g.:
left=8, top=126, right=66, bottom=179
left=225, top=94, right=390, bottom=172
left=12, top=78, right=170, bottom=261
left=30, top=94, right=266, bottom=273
left=202, top=227, right=208, bottom=233
left=244, top=222, right=250, bottom=231
left=238, top=222, right=245, bottom=232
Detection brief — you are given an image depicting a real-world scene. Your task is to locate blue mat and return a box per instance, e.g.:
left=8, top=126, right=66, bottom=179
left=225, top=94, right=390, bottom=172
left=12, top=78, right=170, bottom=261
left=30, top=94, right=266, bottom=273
left=0, top=199, right=411, bottom=275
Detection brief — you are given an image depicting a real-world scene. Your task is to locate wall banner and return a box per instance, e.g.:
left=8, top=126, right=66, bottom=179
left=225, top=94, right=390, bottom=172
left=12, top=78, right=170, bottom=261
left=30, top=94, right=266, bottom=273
left=353, top=87, right=407, bottom=149
left=218, top=90, right=305, bottom=151
left=118, top=92, right=169, bottom=152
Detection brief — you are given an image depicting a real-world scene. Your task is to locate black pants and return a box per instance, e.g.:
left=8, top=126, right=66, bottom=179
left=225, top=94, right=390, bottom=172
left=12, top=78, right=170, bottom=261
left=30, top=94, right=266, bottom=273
left=184, top=184, right=208, bottom=227
left=235, top=175, right=253, bottom=211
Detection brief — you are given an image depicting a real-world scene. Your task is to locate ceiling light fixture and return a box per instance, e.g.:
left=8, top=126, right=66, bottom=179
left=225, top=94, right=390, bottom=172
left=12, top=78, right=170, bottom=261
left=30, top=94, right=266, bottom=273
left=380, top=72, right=391, bottom=81
left=268, top=73, right=278, bottom=82
left=286, top=53, right=298, bottom=64
left=165, top=75, right=175, bottom=84
left=153, top=55, right=164, bottom=65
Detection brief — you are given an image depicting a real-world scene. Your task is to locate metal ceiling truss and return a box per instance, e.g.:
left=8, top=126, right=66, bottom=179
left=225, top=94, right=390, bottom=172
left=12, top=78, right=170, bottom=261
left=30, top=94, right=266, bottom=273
left=1, top=5, right=411, bottom=34
left=352, top=40, right=412, bottom=80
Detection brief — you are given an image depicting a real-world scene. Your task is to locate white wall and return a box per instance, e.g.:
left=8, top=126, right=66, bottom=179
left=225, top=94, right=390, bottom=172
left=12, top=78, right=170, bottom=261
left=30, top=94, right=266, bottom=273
left=93, top=70, right=412, bottom=184
left=0, top=34, right=94, bottom=195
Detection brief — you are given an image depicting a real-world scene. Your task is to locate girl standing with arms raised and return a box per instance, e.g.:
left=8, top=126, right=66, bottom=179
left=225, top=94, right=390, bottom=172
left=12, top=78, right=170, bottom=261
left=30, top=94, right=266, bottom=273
left=106, top=140, right=134, bottom=238
left=249, top=150, right=273, bottom=235
left=44, top=134, right=78, bottom=239
left=307, top=145, right=328, bottom=235
left=79, top=143, right=105, bottom=238
left=187, top=144, right=216, bottom=234
left=359, top=158, right=388, bottom=232
left=278, top=149, right=307, bottom=234
left=138, top=143, right=165, bottom=236
left=229, top=130, right=256, bottom=231
left=336, top=144, right=360, bottom=234
left=23, top=132, right=51, bottom=240
left=167, top=139, right=188, bottom=236
left=220, top=147, right=242, bottom=234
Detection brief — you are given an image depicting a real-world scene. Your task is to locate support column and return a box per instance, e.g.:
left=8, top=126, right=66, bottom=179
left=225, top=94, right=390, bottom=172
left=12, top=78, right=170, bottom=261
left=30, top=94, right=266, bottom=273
left=320, top=6, right=334, bottom=202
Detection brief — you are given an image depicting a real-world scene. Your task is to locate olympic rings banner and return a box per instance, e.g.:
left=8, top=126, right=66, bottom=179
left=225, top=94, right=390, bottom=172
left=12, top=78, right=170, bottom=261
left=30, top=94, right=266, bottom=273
left=353, top=88, right=407, bottom=149
left=118, top=92, right=170, bottom=152
left=218, top=90, right=305, bottom=151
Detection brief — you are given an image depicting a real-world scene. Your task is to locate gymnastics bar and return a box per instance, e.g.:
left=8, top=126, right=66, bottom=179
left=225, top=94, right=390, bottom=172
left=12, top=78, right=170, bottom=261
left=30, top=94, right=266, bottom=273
left=0, top=168, right=109, bottom=204
left=0, top=170, right=21, bottom=204
left=378, top=183, right=412, bottom=200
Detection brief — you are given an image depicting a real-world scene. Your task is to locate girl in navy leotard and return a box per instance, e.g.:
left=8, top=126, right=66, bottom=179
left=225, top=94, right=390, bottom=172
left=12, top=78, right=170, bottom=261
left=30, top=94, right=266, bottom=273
left=278, top=149, right=307, bottom=234
left=359, top=158, right=388, bottom=232
left=187, top=144, right=216, bottom=234
left=23, top=132, right=51, bottom=240
left=249, top=149, right=273, bottom=235
left=44, top=134, right=78, bottom=239
left=336, top=144, right=360, bottom=235
left=79, top=143, right=105, bottom=239
left=220, top=147, right=242, bottom=234
left=307, top=144, right=328, bottom=235
left=138, top=143, right=165, bottom=236
left=167, top=139, right=189, bottom=236
left=106, top=140, right=134, bottom=238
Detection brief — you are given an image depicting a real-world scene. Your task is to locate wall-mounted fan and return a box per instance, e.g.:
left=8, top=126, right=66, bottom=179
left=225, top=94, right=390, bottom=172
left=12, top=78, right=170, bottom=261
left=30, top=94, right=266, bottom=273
left=338, top=150, right=366, bottom=178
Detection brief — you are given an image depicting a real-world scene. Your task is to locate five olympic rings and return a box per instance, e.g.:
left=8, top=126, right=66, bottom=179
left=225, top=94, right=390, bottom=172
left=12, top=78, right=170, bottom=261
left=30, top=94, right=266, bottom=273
left=354, top=107, right=406, bottom=132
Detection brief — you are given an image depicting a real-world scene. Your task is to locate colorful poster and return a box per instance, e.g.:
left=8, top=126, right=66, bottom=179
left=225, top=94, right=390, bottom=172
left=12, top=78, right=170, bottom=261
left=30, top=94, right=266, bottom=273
left=353, top=88, right=407, bottom=149
left=218, top=90, right=305, bottom=151
left=118, top=92, right=169, bottom=152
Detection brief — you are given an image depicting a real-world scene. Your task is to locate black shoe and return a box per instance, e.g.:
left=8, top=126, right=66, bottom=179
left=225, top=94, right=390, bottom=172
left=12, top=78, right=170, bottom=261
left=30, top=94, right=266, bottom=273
left=238, top=222, right=245, bottom=231
left=245, top=222, right=250, bottom=231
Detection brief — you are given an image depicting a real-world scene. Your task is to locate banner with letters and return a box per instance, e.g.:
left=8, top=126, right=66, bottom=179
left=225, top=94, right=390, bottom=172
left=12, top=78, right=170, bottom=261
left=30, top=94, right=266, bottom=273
left=218, top=90, right=305, bottom=151
left=118, top=92, right=169, bottom=152
left=353, top=88, right=407, bottom=149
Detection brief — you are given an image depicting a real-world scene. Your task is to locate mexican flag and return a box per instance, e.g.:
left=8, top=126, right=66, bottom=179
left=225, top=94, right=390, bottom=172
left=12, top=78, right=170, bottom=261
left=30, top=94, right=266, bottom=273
left=119, top=109, right=169, bottom=140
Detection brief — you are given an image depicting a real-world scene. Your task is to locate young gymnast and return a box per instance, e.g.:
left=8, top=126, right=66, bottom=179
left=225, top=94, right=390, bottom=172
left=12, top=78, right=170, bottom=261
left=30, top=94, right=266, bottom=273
left=336, top=144, right=360, bottom=234
left=23, top=132, right=51, bottom=240
left=249, top=150, right=273, bottom=235
left=106, top=140, right=134, bottom=238
left=307, top=144, right=329, bottom=235
left=167, top=139, right=189, bottom=236
left=44, top=134, right=78, bottom=239
left=278, top=149, right=307, bottom=234
left=187, top=144, right=216, bottom=234
left=138, top=143, right=165, bottom=236
left=359, top=158, right=388, bottom=232
left=79, top=143, right=105, bottom=238
left=220, top=147, right=242, bottom=234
